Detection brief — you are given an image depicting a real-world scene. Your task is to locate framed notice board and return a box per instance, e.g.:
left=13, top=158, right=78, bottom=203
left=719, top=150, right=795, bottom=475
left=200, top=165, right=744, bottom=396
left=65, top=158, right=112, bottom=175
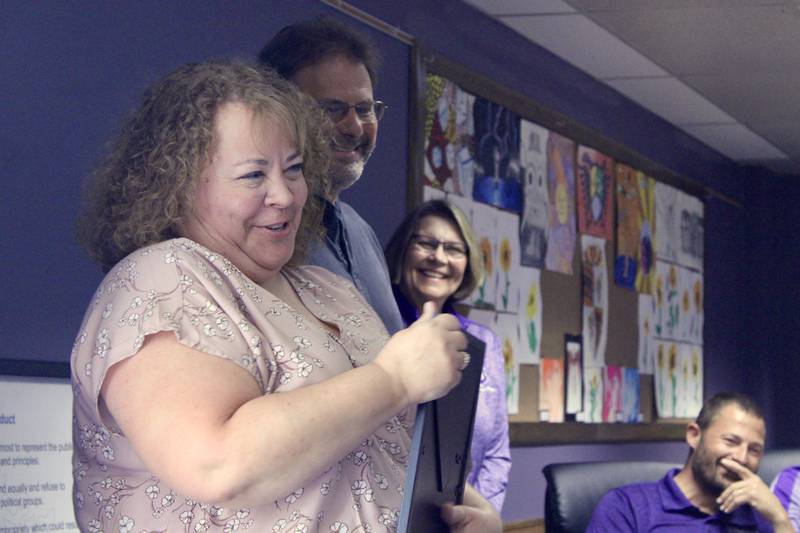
left=408, top=47, right=710, bottom=445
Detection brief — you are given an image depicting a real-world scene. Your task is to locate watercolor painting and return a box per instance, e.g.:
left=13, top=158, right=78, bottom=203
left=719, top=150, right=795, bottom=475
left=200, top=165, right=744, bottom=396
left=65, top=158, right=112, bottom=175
left=519, top=119, right=549, bottom=267
left=577, top=145, right=614, bottom=239
left=622, top=367, right=640, bottom=423
left=565, top=335, right=583, bottom=416
left=517, top=266, right=542, bottom=364
left=472, top=96, right=523, bottom=212
left=635, top=174, right=657, bottom=295
left=581, top=235, right=608, bottom=367
left=495, top=209, right=521, bottom=312
left=615, top=163, right=643, bottom=289
left=539, top=357, right=565, bottom=422
left=602, top=365, right=623, bottom=422
left=544, top=132, right=577, bottom=274
left=466, top=202, right=498, bottom=307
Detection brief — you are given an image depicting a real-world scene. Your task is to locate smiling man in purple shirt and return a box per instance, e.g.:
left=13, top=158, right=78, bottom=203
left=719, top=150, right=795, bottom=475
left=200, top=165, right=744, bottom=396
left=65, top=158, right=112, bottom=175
left=588, top=393, right=794, bottom=532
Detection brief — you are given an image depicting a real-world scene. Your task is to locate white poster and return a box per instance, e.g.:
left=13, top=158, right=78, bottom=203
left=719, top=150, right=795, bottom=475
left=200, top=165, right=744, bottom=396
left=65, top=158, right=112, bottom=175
left=0, top=375, right=77, bottom=531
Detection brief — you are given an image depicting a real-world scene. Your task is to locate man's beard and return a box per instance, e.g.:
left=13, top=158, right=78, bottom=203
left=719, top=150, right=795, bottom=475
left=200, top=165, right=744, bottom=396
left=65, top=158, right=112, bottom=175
left=328, top=134, right=374, bottom=196
left=690, top=441, right=746, bottom=496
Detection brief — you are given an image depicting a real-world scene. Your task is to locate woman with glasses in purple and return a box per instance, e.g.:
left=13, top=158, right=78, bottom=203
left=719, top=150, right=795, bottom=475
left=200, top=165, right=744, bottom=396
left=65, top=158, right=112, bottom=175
left=385, top=199, right=511, bottom=512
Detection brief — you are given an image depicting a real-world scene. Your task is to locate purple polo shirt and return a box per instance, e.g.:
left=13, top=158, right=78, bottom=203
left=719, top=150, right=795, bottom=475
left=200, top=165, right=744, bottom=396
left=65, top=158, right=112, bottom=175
left=772, top=466, right=800, bottom=530
left=587, top=468, right=774, bottom=532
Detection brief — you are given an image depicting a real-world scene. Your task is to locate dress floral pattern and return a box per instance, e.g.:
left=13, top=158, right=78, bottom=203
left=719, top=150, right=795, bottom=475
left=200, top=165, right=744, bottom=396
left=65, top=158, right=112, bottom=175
left=71, top=238, right=411, bottom=532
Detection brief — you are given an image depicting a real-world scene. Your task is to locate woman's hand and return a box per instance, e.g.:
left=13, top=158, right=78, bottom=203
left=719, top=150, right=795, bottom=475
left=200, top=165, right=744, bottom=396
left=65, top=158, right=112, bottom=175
left=373, top=300, right=467, bottom=406
left=441, top=484, right=503, bottom=533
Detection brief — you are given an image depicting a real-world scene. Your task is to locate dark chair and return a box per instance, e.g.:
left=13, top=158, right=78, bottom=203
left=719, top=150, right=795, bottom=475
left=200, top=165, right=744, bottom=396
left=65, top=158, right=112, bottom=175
left=542, top=461, right=681, bottom=533
left=758, top=448, right=800, bottom=486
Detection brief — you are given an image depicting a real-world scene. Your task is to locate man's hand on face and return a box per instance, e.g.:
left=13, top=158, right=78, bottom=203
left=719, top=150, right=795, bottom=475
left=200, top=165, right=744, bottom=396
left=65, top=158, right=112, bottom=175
left=717, top=457, right=795, bottom=531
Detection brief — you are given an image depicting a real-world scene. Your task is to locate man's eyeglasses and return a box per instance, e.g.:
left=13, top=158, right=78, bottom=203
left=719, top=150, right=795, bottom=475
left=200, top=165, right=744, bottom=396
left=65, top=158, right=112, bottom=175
left=411, top=234, right=468, bottom=259
left=318, top=99, right=387, bottom=123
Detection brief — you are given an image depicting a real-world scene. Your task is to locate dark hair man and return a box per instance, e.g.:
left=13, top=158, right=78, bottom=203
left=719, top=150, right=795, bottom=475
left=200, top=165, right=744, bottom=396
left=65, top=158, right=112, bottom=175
left=588, top=393, right=794, bottom=532
left=259, top=17, right=404, bottom=334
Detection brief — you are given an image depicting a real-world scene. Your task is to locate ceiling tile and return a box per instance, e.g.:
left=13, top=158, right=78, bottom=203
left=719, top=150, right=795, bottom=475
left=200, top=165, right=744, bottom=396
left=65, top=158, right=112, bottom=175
left=464, top=0, right=576, bottom=15
left=606, top=77, right=735, bottom=125
left=751, top=122, right=800, bottom=160
left=498, top=14, right=667, bottom=79
left=681, top=123, right=788, bottom=161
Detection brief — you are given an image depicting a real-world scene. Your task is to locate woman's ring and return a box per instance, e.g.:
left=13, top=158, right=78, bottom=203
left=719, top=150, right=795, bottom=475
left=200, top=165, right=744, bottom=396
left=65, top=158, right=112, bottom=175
left=460, top=351, right=471, bottom=370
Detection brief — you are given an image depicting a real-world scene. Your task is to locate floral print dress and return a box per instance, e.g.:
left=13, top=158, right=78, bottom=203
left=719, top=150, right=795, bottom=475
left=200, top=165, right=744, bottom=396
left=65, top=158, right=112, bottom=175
left=71, top=238, right=412, bottom=532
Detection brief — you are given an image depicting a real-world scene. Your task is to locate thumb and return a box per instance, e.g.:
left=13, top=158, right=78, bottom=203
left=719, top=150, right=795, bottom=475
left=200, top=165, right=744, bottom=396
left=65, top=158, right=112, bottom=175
left=418, top=300, right=440, bottom=321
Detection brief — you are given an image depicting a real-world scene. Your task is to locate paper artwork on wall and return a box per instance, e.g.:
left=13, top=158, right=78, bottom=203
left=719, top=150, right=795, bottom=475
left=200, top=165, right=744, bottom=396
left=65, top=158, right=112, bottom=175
left=577, top=145, right=614, bottom=239
left=539, top=357, right=565, bottom=422
left=495, top=209, right=521, bottom=312
left=602, top=365, right=623, bottom=422
left=655, top=181, right=679, bottom=263
left=423, top=184, right=447, bottom=202
left=655, top=261, right=680, bottom=340
left=544, top=132, right=577, bottom=274
left=678, top=190, right=704, bottom=271
left=654, top=340, right=679, bottom=418
left=684, top=344, right=703, bottom=418
left=622, top=367, right=641, bottom=423
left=473, top=308, right=519, bottom=415
left=472, top=96, right=523, bottom=213
left=565, top=335, right=583, bottom=415
left=615, top=163, right=643, bottom=289
left=517, top=266, right=542, bottom=364
left=580, top=366, right=603, bottom=423
left=687, top=270, right=704, bottom=345
left=466, top=202, right=498, bottom=307
left=635, top=174, right=657, bottom=295
left=655, top=342, right=703, bottom=419
left=445, top=191, right=474, bottom=222
left=519, top=120, right=550, bottom=268
left=637, top=294, right=656, bottom=374
left=423, top=75, right=475, bottom=196
left=581, top=235, right=608, bottom=367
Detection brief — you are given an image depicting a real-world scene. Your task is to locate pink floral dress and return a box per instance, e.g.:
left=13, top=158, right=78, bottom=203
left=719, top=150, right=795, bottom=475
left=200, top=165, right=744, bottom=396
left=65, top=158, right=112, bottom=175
left=71, top=238, right=411, bottom=532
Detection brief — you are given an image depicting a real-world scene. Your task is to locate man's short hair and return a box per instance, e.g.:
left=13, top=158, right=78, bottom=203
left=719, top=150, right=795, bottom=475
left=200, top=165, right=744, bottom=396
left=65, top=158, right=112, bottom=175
left=258, top=16, right=381, bottom=87
left=695, top=392, right=764, bottom=431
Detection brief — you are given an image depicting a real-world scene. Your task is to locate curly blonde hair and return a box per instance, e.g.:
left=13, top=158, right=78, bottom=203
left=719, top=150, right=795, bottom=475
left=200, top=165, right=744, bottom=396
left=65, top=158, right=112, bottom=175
left=76, top=61, right=330, bottom=272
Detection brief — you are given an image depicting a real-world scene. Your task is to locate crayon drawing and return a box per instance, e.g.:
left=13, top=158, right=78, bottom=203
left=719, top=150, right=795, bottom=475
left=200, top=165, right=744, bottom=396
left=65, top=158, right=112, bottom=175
left=615, top=163, right=642, bottom=289
left=565, top=336, right=583, bottom=415
left=635, top=174, right=657, bottom=295
left=544, top=132, right=576, bottom=274
left=517, top=266, right=542, bottom=364
left=622, top=367, right=640, bottom=423
left=602, top=365, right=623, bottom=422
left=539, top=357, right=565, bottom=423
left=519, top=120, right=549, bottom=268
left=577, top=145, right=614, bottom=239
left=655, top=181, right=679, bottom=263
left=678, top=190, right=704, bottom=271
left=637, top=294, right=656, bottom=374
left=472, top=97, right=523, bottom=212
left=581, top=235, right=608, bottom=367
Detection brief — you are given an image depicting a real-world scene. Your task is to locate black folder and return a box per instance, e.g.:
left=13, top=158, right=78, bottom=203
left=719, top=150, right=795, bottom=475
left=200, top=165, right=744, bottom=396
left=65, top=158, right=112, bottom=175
left=397, top=331, right=486, bottom=533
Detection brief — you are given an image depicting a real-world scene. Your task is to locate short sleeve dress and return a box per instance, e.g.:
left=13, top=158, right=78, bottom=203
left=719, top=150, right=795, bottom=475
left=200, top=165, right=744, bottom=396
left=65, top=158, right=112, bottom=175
left=71, top=238, right=412, bottom=532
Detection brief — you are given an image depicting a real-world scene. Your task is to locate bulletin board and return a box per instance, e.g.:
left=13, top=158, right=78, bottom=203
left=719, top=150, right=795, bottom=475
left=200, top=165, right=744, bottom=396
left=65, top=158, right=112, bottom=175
left=408, top=47, right=711, bottom=445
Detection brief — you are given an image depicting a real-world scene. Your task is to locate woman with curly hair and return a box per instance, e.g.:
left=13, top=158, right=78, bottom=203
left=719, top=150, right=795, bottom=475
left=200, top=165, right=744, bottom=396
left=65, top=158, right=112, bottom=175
left=71, top=61, right=499, bottom=532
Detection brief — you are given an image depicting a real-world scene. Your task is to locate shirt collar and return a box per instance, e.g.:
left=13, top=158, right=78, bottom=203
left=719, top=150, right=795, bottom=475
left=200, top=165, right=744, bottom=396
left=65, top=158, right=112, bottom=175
left=659, top=468, right=764, bottom=528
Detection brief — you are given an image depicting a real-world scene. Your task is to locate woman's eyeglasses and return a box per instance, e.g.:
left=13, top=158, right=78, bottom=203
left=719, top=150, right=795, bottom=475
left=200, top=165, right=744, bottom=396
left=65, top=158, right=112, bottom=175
left=318, top=99, right=387, bottom=123
left=411, top=234, right=468, bottom=259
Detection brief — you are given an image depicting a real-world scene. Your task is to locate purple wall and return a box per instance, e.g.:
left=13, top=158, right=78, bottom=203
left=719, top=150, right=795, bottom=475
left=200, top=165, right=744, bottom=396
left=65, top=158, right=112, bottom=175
left=3, top=0, right=797, bottom=523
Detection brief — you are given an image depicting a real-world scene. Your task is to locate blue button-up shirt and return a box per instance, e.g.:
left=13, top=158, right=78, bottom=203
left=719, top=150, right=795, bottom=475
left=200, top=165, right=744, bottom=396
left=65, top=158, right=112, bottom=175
left=306, top=199, right=404, bottom=334
left=587, top=468, right=773, bottom=532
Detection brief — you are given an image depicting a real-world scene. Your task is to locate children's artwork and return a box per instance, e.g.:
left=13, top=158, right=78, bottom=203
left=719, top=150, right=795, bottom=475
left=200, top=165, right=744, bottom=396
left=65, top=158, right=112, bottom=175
left=539, top=357, right=565, bottom=422
left=423, top=75, right=475, bottom=196
left=687, top=270, right=704, bottom=344
left=580, top=366, right=603, bottom=423
left=635, top=174, right=657, bottom=295
left=602, top=365, right=622, bottom=422
left=544, top=132, right=577, bottom=274
left=423, top=184, right=447, bottom=202
left=615, top=163, right=643, bottom=289
left=678, top=190, right=704, bottom=271
left=473, top=309, right=520, bottom=415
left=472, top=96, right=523, bottom=212
left=519, top=120, right=550, bottom=268
left=445, top=191, right=473, bottom=222
left=622, top=367, right=640, bottom=423
left=581, top=235, right=608, bottom=367
left=495, top=210, right=521, bottom=312
left=637, top=294, right=656, bottom=373
left=685, top=344, right=703, bottom=418
left=655, top=181, right=679, bottom=263
left=577, top=145, right=614, bottom=239
left=654, top=340, right=679, bottom=418
left=466, top=202, right=498, bottom=307
left=517, top=266, right=542, bottom=364
left=655, top=261, right=680, bottom=340
left=565, top=335, right=583, bottom=416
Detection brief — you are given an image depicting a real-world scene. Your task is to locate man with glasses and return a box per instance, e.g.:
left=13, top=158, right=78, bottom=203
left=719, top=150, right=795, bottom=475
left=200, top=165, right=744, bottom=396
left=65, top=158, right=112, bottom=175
left=259, top=17, right=404, bottom=334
